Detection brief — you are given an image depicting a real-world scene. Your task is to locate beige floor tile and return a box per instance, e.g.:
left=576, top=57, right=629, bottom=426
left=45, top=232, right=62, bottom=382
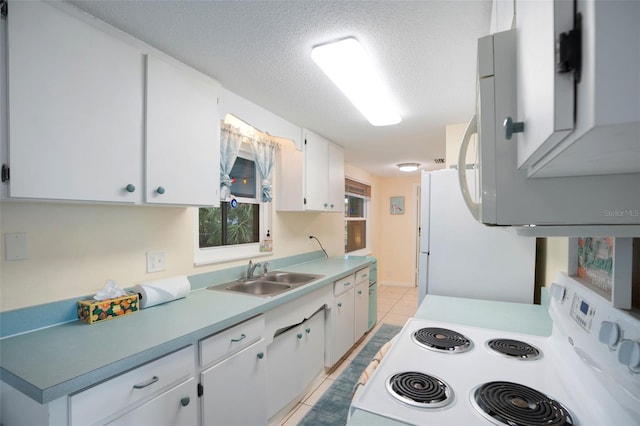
left=281, top=403, right=313, bottom=426
left=377, top=300, right=395, bottom=313
left=389, top=303, right=417, bottom=316
left=394, top=298, right=418, bottom=309
left=303, top=378, right=334, bottom=406
left=382, top=312, right=411, bottom=326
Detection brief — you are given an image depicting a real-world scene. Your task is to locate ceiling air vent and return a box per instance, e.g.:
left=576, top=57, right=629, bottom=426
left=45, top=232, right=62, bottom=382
left=434, top=158, right=445, bottom=164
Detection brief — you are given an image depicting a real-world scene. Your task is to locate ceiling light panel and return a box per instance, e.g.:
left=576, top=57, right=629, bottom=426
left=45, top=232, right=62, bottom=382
left=311, top=37, right=401, bottom=127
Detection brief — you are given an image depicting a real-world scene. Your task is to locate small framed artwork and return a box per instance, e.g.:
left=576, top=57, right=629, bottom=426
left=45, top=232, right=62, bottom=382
left=390, top=196, right=405, bottom=215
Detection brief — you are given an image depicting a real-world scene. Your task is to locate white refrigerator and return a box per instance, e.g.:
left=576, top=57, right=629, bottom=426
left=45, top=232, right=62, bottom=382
left=418, top=169, right=536, bottom=305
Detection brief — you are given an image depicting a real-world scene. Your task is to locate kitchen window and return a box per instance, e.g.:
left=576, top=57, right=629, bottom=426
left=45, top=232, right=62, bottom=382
left=195, top=148, right=269, bottom=265
left=345, top=178, right=370, bottom=254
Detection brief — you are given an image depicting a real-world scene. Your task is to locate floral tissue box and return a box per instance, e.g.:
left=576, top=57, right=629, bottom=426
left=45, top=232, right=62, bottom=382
left=77, top=293, right=139, bottom=324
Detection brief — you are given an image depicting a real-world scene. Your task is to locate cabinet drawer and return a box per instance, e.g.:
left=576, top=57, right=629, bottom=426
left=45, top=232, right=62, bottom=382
left=69, top=346, right=194, bottom=425
left=355, top=267, right=369, bottom=286
left=106, top=377, right=197, bottom=426
left=200, top=314, right=265, bottom=366
left=334, top=274, right=355, bottom=296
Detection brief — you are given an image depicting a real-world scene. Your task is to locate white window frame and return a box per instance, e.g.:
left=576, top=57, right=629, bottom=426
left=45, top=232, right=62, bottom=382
left=345, top=190, right=370, bottom=256
left=194, top=144, right=271, bottom=266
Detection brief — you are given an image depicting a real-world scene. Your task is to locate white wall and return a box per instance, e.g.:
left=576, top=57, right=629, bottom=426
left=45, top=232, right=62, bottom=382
left=0, top=200, right=344, bottom=311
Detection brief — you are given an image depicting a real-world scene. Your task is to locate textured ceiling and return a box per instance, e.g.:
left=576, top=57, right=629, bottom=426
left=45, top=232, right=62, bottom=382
left=66, top=0, right=492, bottom=177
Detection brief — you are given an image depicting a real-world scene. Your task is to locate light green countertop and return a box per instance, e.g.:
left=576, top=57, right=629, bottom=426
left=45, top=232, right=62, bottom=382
left=0, top=256, right=372, bottom=404
left=347, top=290, right=552, bottom=426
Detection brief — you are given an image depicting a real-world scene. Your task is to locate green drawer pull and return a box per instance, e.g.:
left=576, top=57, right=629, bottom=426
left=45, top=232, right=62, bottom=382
left=343, top=281, right=351, bottom=286
left=231, top=333, right=246, bottom=342
left=297, top=333, right=303, bottom=339
left=358, top=290, right=362, bottom=295
left=133, top=375, right=158, bottom=389
left=306, top=327, right=311, bottom=334
left=257, top=352, right=264, bottom=359
left=337, top=302, right=343, bottom=307
left=156, top=186, right=166, bottom=194
left=180, top=397, right=190, bottom=407
left=125, top=184, right=136, bottom=193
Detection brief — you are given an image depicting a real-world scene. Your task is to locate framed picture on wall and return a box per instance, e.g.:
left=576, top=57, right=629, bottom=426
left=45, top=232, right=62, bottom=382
left=390, top=196, right=404, bottom=215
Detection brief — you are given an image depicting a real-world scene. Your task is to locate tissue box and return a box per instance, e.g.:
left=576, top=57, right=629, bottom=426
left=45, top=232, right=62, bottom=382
left=77, top=293, right=139, bottom=324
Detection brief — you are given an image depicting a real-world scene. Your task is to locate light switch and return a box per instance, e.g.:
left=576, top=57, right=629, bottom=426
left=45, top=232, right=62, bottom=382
left=5, top=232, right=28, bottom=260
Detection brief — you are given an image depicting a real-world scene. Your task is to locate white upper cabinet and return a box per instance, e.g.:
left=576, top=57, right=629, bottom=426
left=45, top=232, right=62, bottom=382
left=4, top=1, right=221, bottom=206
left=514, top=0, right=640, bottom=177
left=304, top=130, right=344, bottom=212
left=276, top=129, right=344, bottom=212
left=145, top=55, right=220, bottom=206
left=6, top=1, right=144, bottom=203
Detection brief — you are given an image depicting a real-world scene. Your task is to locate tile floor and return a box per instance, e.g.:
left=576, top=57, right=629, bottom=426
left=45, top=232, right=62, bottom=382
left=277, top=284, right=419, bottom=426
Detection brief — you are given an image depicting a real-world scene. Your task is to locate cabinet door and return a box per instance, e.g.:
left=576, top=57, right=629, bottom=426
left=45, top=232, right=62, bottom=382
left=106, top=378, right=197, bottom=426
left=354, top=281, right=370, bottom=340
left=333, top=289, right=355, bottom=361
left=515, top=0, right=574, bottom=169
left=300, top=310, right=326, bottom=387
left=201, top=339, right=267, bottom=426
left=304, top=131, right=329, bottom=211
left=145, top=55, right=220, bottom=206
left=327, top=143, right=345, bottom=212
left=7, top=1, right=143, bottom=203
left=266, top=325, right=304, bottom=418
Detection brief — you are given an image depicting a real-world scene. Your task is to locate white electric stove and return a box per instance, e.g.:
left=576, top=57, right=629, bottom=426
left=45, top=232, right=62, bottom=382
left=350, top=274, right=640, bottom=425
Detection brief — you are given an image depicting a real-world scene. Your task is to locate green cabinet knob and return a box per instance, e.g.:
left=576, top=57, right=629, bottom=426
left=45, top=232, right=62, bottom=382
left=337, top=302, right=342, bottom=307
left=306, top=328, right=311, bottom=334
left=324, top=203, right=328, bottom=208
left=358, top=290, right=362, bottom=295
left=330, top=204, right=334, bottom=208
left=180, top=397, right=190, bottom=407
left=156, top=186, right=165, bottom=194
left=125, top=184, right=135, bottom=193
left=297, top=333, right=303, bottom=339
left=257, top=352, right=264, bottom=359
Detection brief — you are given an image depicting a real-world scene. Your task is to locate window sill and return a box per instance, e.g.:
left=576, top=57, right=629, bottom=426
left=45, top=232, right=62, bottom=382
left=345, top=248, right=371, bottom=257
left=194, top=244, right=273, bottom=267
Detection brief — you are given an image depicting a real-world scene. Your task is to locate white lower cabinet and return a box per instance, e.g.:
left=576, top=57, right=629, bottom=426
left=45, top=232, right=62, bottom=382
left=327, top=267, right=371, bottom=366
left=332, top=288, right=355, bottom=363
left=266, top=309, right=325, bottom=419
left=69, top=346, right=195, bottom=426
left=106, top=377, right=197, bottom=426
left=354, top=279, right=370, bottom=340
left=200, top=339, right=267, bottom=426
left=198, top=315, right=267, bottom=425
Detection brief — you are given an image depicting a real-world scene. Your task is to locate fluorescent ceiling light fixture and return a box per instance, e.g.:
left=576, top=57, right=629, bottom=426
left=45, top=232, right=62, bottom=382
left=311, top=37, right=401, bottom=126
left=397, top=163, right=420, bottom=172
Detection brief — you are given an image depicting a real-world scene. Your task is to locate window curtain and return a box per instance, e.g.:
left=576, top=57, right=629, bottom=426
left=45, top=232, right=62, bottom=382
left=220, top=123, right=244, bottom=201
left=250, top=136, right=279, bottom=202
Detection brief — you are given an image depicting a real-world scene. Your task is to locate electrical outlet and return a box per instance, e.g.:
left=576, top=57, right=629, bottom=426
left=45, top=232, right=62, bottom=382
left=146, top=251, right=166, bottom=273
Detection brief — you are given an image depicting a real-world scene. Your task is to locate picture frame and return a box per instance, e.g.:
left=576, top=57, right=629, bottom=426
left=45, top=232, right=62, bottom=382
left=390, top=196, right=405, bottom=215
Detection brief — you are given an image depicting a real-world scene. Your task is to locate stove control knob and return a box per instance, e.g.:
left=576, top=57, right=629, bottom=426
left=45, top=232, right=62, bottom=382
left=617, top=339, right=640, bottom=372
left=550, top=283, right=566, bottom=302
left=598, top=321, right=621, bottom=347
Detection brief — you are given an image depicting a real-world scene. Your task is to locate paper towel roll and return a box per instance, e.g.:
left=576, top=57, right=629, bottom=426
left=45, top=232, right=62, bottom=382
left=134, top=276, right=191, bottom=309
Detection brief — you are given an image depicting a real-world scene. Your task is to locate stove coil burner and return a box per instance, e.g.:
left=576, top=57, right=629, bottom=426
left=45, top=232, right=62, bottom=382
left=412, top=327, right=473, bottom=353
left=386, top=372, right=452, bottom=408
left=486, top=338, right=542, bottom=360
left=472, top=381, right=574, bottom=426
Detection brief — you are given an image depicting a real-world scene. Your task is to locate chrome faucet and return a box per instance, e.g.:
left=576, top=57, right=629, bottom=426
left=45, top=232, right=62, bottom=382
left=247, top=260, right=261, bottom=279
left=262, top=262, right=270, bottom=275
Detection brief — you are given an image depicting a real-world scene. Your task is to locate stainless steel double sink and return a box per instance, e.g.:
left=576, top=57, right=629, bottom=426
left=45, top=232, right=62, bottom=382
left=208, top=271, right=324, bottom=298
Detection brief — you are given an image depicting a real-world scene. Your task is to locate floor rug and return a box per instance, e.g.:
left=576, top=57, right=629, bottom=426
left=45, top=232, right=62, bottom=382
left=298, top=323, right=403, bottom=426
